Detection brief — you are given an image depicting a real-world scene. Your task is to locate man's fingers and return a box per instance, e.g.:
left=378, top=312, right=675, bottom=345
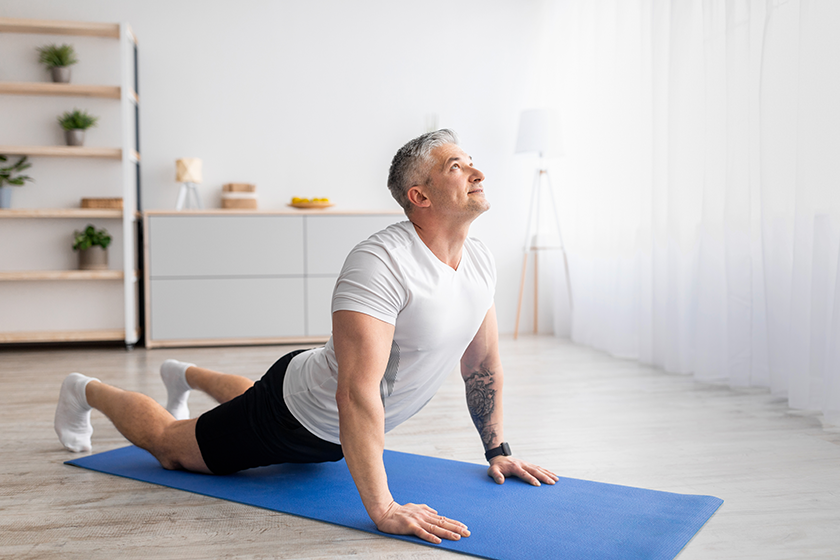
left=426, top=522, right=462, bottom=541
left=489, top=459, right=561, bottom=486
left=518, top=466, right=541, bottom=486
left=523, top=464, right=558, bottom=485
left=436, top=515, right=471, bottom=536
left=535, top=466, right=560, bottom=484
left=414, top=516, right=470, bottom=543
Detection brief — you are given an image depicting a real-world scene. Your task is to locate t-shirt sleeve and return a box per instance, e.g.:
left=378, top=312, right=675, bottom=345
left=331, top=244, right=407, bottom=325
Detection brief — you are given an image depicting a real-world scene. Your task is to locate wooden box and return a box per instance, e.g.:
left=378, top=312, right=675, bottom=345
left=221, top=183, right=257, bottom=209
left=223, top=183, right=256, bottom=192
left=81, top=197, right=123, bottom=209
left=221, top=198, right=258, bottom=209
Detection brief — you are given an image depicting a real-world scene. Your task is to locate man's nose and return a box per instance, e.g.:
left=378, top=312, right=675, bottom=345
left=471, top=166, right=485, bottom=183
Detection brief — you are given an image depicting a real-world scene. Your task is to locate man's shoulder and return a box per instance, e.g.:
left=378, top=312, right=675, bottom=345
left=351, top=220, right=414, bottom=257
left=465, top=235, right=495, bottom=265
left=367, top=220, right=412, bottom=244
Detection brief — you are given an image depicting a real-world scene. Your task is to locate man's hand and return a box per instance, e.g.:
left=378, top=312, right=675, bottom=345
left=374, top=500, right=471, bottom=544
left=487, top=456, right=560, bottom=486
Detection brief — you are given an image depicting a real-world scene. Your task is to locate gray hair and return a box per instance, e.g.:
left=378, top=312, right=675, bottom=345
left=387, top=129, right=459, bottom=214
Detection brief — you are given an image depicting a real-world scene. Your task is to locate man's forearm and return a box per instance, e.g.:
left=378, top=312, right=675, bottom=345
left=337, top=390, right=394, bottom=522
left=463, top=365, right=504, bottom=450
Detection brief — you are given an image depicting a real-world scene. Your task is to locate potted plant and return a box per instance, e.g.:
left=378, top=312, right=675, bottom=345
left=73, top=224, right=112, bottom=270
left=0, top=155, right=33, bottom=209
left=37, top=43, right=78, bottom=83
left=58, top=109, right=98, bottom=147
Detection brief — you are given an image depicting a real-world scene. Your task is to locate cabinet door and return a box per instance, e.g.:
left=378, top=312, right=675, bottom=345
left=150, top=277, right=304, bottom=340
left=305, top=215, right=403, bottom=275
left=150, top=215, right=304, bottom=277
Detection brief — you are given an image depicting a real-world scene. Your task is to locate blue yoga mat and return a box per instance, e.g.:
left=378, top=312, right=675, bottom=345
left=67, top=446, right=721, bottom=560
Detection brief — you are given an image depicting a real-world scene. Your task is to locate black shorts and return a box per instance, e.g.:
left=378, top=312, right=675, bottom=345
left=195, top=349, right=344, bottom=475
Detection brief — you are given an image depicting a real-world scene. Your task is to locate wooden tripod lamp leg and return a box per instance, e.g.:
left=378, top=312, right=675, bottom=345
left=514, top=250, right=529, bottom=340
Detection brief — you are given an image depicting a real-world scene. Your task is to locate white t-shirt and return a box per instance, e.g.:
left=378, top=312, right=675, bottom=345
left=283, top=220, right=496, bottom=445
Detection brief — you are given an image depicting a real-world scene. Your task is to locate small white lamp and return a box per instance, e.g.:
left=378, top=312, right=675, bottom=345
left=513, top=109, right=571, bottom=339
left=175, top=158, right=203, bottom=210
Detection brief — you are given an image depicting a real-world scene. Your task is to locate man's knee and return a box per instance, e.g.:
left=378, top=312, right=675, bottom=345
left=157, top=419, right=209, bottom=473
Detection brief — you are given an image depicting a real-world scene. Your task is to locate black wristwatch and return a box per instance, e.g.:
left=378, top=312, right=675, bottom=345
left=484, top=442, right=511, bottom=462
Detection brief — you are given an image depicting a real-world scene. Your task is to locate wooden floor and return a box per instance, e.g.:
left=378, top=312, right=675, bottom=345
left=1, top=335, right=839, bottom=559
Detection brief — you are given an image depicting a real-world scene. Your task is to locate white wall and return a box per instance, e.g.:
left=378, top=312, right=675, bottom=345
left=1, top=0, right=562, bottom=335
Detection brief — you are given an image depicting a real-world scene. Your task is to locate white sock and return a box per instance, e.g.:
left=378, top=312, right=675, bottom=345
left=160, top=359, right=194, bottom=420
left=54, top=372, right=99, bottom=453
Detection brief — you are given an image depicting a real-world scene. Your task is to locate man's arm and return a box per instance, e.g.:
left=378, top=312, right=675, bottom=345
left=460, top=304, right=560, bottom=486
left=333, top=310, right=470, bottom=544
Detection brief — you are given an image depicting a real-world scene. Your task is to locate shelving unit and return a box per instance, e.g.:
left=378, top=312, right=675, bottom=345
left=0, top=17, right=140, bottom=347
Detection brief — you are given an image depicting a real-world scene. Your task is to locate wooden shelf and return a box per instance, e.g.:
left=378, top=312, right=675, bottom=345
left=0, top=328, right=126, bottom=344
left=0, top=270, right=125, bottom=281
left=0, top=208, right=123, bottom=219
left=0, top=81, right=121, bottom=99
left=0, top=145, right=127, bottom=159
left=0, top=17, right=120, bottom=39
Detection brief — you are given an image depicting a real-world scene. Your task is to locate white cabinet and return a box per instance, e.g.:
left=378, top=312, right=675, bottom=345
left=144, top=210, right=403, bottom=348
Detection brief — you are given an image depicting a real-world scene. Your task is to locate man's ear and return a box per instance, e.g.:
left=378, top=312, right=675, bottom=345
left=407, top=185, right=431, bottom=210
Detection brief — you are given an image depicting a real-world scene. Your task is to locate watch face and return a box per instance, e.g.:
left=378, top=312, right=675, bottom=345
left=501, top=442, right=511, bottom=456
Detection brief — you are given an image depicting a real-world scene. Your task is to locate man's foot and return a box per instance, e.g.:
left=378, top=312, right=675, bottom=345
left=160, top=359, right=194, bottom=420
left=54, top=373, right=98, bottom=452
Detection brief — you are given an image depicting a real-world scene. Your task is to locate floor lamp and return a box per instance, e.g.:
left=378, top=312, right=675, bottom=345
left=513, top=109, right=572, bottom=339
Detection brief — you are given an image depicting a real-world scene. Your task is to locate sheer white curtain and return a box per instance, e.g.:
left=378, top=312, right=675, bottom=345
left=545, top=0, right=840, bottom=426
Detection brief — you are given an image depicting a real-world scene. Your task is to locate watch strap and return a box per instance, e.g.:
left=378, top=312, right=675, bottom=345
left=484, top=442, right=511, bottom=462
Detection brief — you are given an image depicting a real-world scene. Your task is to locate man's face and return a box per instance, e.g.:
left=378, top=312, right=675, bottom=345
left=423, top=143, right=489, bottom=219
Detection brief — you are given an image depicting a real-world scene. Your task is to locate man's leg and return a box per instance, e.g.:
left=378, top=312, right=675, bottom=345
left=160, top=359, right=254, bottom=420
left=55, top=372, right=210, bottom=473
left=56, top=361, right=264, bottom=468
left=86, top=379, right=208, bottom=471
left=186, top=365, right=254, bottom=403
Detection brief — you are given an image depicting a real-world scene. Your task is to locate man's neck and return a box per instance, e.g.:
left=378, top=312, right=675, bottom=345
left=411, top=219, right=471, bottom=270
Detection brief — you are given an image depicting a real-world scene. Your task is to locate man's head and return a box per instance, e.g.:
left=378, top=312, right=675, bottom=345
left=387, top=129, right=460, bottom=215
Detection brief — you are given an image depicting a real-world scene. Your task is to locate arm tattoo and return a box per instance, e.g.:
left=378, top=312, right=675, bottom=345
left=464, top=366, right=497, bottom=449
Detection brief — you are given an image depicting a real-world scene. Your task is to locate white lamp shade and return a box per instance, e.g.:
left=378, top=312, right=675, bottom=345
left=515, top=109, right=563, bottom=157
left=176, top=158, right=202, bottom=183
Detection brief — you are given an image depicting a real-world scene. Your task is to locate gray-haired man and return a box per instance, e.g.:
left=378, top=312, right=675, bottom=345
left=56, top=129, right=558, bottom=544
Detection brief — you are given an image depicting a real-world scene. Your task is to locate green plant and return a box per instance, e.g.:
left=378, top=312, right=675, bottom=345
left=37, top=43, right=78, bottom=68
left=58, top=109, right=98, bottom=131
left=73, top=225, right=112, bottom=251
left=0, top=155, right=33, bottom=187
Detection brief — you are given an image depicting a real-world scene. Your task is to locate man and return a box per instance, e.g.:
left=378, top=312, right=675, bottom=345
left=55, top=129, right=558, bottom=545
